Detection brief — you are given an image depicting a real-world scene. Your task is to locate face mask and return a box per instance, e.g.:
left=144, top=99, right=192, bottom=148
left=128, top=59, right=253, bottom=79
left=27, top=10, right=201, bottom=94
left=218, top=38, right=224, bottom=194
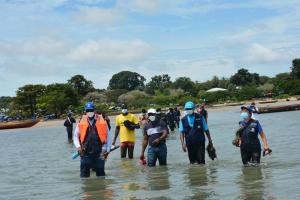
left=87, top=112, right=95, bottom=118
left=149, top=116, right=156, bottom=122
left=186, top=110, right=194, bottom=115
left=240, top=112, right=249, bottom=121
left=122, top=109, right=128, bottom=114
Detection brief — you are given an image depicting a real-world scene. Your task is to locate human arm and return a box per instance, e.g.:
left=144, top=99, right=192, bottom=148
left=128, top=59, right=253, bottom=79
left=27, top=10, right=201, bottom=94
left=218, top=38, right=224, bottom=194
left=179, top=120, right=187, bottom=152
left=112, top=126, right=120, bottom=146
left=152, top=126, right=168, bottom=145
left=140, top=134, right=148, bottom=160
left=73, top=125, right=84, bottom=155
left=133, top=115, right=140, bottom=129
left=202, top=117, right=212, bottom=144
left=102, top=126, right=112, bottom=159
left=260, top=132, right=269, bottom=150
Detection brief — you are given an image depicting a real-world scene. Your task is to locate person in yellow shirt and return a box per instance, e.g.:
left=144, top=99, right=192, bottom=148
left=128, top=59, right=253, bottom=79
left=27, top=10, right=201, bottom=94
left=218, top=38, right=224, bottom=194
left=112, top=104, right=140, bottom=159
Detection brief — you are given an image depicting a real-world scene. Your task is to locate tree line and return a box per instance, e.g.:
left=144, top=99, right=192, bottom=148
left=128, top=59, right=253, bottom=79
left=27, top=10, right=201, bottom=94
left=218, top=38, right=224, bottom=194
left=1, top=58, right=300, bottom=118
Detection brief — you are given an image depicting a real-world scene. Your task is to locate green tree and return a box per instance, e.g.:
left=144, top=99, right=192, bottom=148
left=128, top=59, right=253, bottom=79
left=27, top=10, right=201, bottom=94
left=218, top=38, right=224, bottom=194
left=68, top=75, right=95, bottom=96
left=0, top=96, right=13, bottom=114
left=83, top=92, right=107, bottom=104
left=38, top=83, right=79, bottom=117
left=108, top=71, right=146, bottom=91
left=146, top=74, right=172, bottom=92
left=104, top=89, right=128, bottom=103
left=15, top=84, right=46, bottom=116
left=291, top=58, right=300, bottom=79
left=173, top=77, right=196, bottom=96
left=230, top=68, right=260, bottom=86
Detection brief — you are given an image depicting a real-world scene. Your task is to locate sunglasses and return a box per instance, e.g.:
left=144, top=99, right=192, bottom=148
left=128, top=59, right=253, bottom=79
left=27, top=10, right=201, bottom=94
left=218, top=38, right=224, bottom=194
left=86, top=109, right=94, bottom=112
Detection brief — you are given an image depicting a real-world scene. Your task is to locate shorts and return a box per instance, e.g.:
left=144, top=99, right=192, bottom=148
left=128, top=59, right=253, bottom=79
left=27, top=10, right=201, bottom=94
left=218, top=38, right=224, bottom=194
left=120, top=141, right=135, bottom=148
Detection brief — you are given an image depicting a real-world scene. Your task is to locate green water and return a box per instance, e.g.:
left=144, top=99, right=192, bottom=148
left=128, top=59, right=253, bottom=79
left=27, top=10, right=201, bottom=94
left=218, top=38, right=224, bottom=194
left=1, top=106, right=300, bottom=200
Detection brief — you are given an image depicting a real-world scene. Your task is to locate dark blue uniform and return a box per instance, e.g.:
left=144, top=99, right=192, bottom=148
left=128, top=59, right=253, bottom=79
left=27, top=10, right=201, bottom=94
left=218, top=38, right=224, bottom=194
left=239, top=119, right=263, bottom=164
left=180, top=113, right=209, bottom=164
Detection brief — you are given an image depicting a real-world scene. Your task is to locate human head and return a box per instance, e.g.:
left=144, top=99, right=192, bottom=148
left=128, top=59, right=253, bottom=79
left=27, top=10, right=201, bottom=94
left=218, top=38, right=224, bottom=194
left=121, top=104, right=128, bottom=115
left=85, top=102, right=95, bottom=118
left=240, top=106, right=252, bottom=121
left=184, top=101, right=195, bottom=115
left=142, top=109, right=147, bottom=114
left=147, top=108, right=157, bottom=122
left=169, top=107, right=174, bottom=112
left=67, top=111, right=73, bottom=117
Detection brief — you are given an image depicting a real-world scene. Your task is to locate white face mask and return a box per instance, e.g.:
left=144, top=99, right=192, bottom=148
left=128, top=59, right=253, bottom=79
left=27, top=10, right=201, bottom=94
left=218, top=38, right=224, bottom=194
left=87, top=112, right=95, bottom=118
left=186, top=110, right=194, bottom=115
left=149, top=116, right=156, bottom=122
left=121, top=109, right=128, bottom=114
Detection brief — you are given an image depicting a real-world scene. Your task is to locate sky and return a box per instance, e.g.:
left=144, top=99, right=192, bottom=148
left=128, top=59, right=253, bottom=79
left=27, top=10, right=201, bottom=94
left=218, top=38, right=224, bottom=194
left=0, top=0, right=299, bottom=96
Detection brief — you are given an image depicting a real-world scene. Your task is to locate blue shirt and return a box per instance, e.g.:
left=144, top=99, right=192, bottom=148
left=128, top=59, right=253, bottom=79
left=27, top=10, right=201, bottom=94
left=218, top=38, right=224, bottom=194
left=179, top=114, right=208, bottom=132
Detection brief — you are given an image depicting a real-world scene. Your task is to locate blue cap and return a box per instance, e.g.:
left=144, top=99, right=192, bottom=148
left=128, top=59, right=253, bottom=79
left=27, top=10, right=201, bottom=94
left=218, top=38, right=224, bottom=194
left=241, top=106, right=252, bottom=113
left=85, top=102, right=95, bottom=110
left=184, top=101, right=195, bottom=110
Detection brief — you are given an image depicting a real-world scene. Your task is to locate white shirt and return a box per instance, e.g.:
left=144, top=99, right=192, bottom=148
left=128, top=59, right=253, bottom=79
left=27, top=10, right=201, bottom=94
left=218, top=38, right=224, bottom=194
left=73, top=121, right=112, bottom=153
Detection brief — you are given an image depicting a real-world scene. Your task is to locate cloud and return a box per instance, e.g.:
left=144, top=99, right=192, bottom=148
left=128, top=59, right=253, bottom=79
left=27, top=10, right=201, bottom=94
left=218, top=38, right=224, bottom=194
left=139, top=58, right=236, bottom=82
left=67, top=39, right=155, bottom=64
left=243, top=43, right=280, bottom=65
left=75, top=7, right=124, bottom=25
left=0, top=37, right=68, bottom=57
left=123, top=0, right=160, bottom=14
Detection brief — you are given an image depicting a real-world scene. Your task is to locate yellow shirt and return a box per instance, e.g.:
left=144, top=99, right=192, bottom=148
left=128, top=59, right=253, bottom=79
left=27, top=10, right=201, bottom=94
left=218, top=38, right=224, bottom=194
left=116, top=113, right=139, bottom=142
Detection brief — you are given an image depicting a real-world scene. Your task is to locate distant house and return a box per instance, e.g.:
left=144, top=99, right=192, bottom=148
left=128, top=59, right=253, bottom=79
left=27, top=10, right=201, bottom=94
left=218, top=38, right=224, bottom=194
left=206, top=88, right=228, bottom=92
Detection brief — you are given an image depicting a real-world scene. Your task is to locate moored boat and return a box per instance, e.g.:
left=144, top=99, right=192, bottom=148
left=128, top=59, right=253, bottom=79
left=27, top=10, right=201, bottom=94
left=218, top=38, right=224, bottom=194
left=257, top=104, right=300, bottom=114
left=0, top=119, right=39, bottom=130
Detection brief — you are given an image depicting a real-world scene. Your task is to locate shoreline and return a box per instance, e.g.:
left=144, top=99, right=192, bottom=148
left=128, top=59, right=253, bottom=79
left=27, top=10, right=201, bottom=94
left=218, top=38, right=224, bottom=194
left=32, top=98, right=300, bottom=129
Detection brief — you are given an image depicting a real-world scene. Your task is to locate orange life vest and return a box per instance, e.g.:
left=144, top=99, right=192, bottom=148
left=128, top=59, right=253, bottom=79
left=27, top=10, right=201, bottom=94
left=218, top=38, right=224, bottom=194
left=78, top=114, right=107, bottom=144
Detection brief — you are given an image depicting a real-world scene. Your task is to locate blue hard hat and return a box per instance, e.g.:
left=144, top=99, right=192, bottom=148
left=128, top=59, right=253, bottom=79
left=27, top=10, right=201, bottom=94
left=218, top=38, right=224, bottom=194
left=85, top=102, right=95, bottom=110
left=184, top=101, right=195, bottom=110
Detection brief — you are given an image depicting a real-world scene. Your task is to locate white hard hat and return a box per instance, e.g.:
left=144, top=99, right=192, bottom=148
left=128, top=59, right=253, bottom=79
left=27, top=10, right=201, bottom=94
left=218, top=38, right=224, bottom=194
left=147, top=108, right=156, bottom=115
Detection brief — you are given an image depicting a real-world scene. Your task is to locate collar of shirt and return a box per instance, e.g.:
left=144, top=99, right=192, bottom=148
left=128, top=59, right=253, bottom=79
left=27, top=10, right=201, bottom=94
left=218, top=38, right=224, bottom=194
left=88, top=117, right=95, bottom=126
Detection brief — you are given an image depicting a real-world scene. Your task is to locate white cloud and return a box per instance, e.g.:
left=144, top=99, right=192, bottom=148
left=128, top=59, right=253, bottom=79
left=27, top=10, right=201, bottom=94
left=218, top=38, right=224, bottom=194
left=67, top=39, right=155, bottom=64
left=139, top=58, right=236, bottom=82
left=244, top=43, right=280, bottom=64
left=0, top=37, right=68, bottom=57
left=124, top=0, right=160, bottom=14
left=75, top=7, right=124, bottom=25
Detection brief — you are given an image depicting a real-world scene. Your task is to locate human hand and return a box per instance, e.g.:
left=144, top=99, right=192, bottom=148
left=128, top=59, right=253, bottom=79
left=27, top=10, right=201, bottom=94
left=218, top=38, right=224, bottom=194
left=182, top=143, right=187, bottom=152
left=263, top=148, right=272, bottom=156
left=77, top=147, right=84, bottom=156
left=152, top=138, right=160, bottom=145
left=103, top=151, right=109, bottom=159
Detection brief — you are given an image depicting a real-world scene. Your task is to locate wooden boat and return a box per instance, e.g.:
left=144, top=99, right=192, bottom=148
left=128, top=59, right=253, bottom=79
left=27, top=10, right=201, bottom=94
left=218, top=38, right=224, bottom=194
left=0, top=119, right=39, bottom=130
left=257, top=104, right=300, bottom=114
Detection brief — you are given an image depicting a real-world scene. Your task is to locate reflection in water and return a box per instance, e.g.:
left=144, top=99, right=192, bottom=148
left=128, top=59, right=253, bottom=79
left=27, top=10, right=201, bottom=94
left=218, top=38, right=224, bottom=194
left=146, top=166, right=170, bottom=191
left=237, top=167, right=265, bottom=200
left=185, top=165, right=210, bottom=200
left=81, top=178, right=114, bottom=200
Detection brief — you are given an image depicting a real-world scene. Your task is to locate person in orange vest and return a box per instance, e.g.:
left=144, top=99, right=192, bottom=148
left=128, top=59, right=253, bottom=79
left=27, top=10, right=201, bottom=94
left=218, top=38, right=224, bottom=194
left=73, top=102, right=111, bottom=177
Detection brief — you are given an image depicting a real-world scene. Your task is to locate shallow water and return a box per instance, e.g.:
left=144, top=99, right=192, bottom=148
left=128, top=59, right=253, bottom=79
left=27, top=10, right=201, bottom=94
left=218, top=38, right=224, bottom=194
left=1, top=106, right=300, bottom=200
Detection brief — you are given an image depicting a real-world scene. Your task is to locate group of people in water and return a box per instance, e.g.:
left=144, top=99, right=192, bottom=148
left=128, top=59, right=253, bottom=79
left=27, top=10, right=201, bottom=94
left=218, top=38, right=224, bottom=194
left=65, top=101, right=272, bottom=178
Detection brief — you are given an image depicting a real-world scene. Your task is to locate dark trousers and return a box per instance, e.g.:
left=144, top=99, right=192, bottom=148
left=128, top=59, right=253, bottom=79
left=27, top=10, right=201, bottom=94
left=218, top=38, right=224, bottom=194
left=80, top=154, right=105, bottom=177
left=66, top=127, right=73, bottom=140
left=187, top=141, right=205, bottom=164
left=240, top=146, right=261, bottom=165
